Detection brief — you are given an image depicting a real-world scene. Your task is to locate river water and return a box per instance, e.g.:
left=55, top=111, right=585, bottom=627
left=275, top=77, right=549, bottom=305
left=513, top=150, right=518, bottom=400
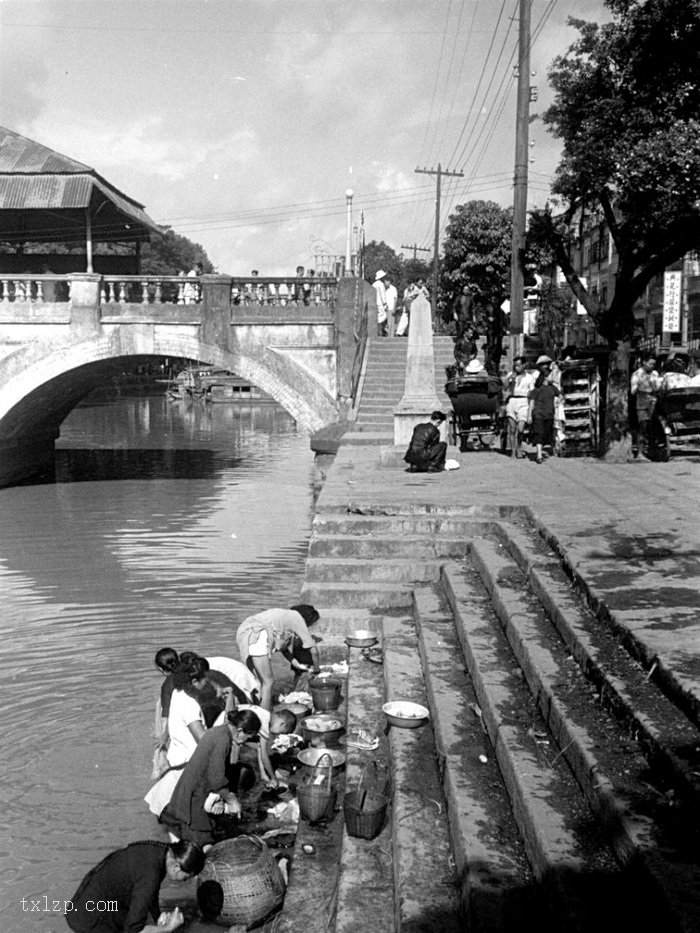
left=0, top=390, right=316, bottom=933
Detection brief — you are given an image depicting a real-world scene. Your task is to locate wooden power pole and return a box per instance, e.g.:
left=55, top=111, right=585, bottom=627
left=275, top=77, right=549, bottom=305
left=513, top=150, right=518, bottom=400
left=400, top=244, right=431, bottom=261
left=510, top=0, right=531, bottom=358
left=415, top=164, right=464, bottom=313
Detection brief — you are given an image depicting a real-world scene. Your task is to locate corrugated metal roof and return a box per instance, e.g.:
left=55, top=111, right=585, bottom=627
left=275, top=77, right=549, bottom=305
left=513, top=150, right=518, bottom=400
left=0, top=126, right=161, bottom=238
left=0, top=126, right=92, bottom=174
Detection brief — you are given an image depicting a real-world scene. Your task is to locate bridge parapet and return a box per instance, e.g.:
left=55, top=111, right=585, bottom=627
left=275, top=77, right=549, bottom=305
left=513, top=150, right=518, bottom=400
left=0, top=273, right=338, bottom=310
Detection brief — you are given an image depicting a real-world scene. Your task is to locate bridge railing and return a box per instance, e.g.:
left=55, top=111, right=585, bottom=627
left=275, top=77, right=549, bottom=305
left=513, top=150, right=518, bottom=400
left=0, top=275, right=72, bottom=303
left=230, top=276, right=337, bottom=308
left=0, top=273, right=339, bottom=309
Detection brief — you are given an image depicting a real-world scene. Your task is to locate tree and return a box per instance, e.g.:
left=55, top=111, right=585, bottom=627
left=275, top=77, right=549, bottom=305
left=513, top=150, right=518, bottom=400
left=362, top=240, right=402, bottom=287
left=140, top=227, right=215, bottom=276
left=441, top=200, right=513, bottom=372
left=534, top=0, right=700, bottom=458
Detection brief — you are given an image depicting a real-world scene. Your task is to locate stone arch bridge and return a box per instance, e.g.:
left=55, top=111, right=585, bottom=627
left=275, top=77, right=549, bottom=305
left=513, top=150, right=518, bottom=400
left=0, top=273, right=372, bottom=486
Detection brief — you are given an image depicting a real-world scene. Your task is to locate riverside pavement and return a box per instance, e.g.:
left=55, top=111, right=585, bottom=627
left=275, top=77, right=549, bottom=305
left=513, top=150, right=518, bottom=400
left=316, top=442, right=700, bottom=725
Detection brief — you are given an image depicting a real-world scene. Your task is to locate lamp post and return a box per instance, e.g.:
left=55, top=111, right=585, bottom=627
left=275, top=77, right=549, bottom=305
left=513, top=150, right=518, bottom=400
left=345, top=189, right=354, bottom=276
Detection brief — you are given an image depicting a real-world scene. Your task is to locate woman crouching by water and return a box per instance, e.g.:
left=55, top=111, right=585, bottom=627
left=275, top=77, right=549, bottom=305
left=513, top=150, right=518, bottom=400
left=66, top=838, right=204, bottom=932
left=159, top=709, right=261, bottom=847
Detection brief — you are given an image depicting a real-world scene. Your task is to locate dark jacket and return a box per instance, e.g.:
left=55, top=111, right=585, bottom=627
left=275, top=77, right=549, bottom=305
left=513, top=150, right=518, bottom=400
left=404, top=422, right=441, bottom=466
left=67, top=841, right=168, bottom=932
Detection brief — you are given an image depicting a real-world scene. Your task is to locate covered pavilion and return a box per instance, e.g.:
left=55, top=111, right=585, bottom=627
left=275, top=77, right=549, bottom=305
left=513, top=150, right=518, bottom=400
left=0, top=126, right=160, bottom=274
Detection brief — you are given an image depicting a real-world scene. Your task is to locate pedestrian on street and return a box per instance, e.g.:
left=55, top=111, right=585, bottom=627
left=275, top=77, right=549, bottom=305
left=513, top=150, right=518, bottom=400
left=527, top=356, right=561, bottom=464
left=373, top=270, right=389, bottom=336
left=503, top=356, right=537, bottom=459
left=403, top=411, right=448, bottom=473
left=630, top=353, right=660, bottom=459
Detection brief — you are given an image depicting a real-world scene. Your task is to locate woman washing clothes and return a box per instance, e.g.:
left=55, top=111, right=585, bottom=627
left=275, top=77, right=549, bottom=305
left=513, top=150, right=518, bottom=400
left=159, top=709, right=261, bottom=847
left=66, top=838, right=204, bottom=933
left=235, top=605, right=320, bottom=710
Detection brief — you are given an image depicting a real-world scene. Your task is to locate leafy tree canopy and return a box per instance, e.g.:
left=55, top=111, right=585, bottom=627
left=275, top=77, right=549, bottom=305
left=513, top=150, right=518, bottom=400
left=538, top=0, right=700, bottom=342
left=140, top=227, right=215, bottom=277
left=441, top=199, right=513, bottom=314
left=362, top=240, right=403, bottom=287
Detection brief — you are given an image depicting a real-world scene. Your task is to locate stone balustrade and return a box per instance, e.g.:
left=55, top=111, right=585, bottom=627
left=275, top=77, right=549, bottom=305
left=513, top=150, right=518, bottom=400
left=0, top=275, right=72, bottom=303
left=0, top=273, right=338, bottom=308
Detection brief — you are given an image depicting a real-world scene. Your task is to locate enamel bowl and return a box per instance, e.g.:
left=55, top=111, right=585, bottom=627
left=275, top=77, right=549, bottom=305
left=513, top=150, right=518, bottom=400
left=383, top=700, right=430, bottom=729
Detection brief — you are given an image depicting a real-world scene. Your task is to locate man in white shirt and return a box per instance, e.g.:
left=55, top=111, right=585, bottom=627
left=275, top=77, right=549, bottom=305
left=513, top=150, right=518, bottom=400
left=372, top=270, right=388, bottom=336
left=384, top=276, right=398, bottom=337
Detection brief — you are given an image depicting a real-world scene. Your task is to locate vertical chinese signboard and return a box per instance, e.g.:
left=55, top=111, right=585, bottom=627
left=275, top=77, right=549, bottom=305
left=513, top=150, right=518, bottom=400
left=662, top=271, right=682, bottom=332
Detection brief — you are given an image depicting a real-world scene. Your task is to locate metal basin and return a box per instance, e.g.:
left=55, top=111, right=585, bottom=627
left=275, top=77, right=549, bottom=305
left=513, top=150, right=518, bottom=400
left=301, top=714, right=345, bottom=747
left=345, top=629, right=379, bottom=648
left=297, top=747, right=346, bottom=778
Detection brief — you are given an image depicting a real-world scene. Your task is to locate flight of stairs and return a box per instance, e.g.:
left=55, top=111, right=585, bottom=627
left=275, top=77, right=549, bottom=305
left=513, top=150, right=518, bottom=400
left=279, top=506, right=700, bottom=933
left=342, top=336, right=456, bottom=445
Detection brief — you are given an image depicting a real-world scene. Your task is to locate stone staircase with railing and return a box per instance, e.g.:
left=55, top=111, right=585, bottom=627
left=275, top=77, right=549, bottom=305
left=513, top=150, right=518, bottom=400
left=342, top=336, right=456, bottom=446
left=279, top=505, right=700, bottom=933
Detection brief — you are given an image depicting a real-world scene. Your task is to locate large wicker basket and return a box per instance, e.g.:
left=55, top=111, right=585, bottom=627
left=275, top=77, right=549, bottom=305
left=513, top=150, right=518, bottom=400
left=197, top=835, right=286, bottom=928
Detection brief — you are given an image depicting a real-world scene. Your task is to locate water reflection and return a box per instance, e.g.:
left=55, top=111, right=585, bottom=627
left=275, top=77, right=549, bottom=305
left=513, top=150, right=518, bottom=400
left=0, top=392, right=314, bottom=932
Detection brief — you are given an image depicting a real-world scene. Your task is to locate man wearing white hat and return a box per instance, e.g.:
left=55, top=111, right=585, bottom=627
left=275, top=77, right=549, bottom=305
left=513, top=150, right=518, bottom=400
left=372, top=269, right=389, bottom=336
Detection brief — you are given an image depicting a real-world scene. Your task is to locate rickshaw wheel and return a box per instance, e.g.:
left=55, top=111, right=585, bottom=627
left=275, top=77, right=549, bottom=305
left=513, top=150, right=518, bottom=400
left=648, top=418, right=670, bottom=462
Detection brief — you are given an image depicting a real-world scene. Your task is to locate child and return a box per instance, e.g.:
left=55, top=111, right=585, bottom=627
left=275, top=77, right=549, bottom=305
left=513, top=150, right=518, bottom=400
left=234, top=706, right=298, bottom=787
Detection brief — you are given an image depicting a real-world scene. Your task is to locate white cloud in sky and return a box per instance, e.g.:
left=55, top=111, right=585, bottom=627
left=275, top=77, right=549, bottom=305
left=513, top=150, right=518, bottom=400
left=0, top=0, right=615, bottom=275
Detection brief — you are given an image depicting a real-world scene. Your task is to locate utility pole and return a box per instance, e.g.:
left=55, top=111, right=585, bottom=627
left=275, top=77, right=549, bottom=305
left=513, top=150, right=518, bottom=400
left=510, top=0, right=531, bottom=359
left=400, top=244, right=431, bottom=261
left=415, top=164, right=463, bottom=313
left=345, top=189, right=354, bottom=275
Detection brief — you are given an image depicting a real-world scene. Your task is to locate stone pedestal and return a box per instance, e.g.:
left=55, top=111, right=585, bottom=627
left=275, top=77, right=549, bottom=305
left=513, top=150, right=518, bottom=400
left=393, top=293, right=443, bottom=445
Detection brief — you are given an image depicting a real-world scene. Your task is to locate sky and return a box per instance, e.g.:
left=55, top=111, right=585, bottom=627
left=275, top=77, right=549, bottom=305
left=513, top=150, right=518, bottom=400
left=0, top=0, right=609, bottom=276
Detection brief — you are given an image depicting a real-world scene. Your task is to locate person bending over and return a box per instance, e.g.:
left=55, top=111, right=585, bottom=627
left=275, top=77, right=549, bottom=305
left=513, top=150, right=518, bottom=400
left=66, top=838, right=204, bottom=933
left=403, top=411, right=448, bottom=473
left=235, top=605, right=320, bottom=710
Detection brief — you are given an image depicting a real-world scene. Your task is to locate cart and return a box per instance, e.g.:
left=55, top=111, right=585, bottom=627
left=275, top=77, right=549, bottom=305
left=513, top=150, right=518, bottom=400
left=445, top=375, right=503, bottom=452
left=648, top=387, right=700, bottom=461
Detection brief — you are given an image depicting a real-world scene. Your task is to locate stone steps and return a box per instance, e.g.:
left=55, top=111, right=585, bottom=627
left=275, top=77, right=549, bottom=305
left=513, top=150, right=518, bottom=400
left=277, top=505, right=700, bottom=932
left=308, top=533, right=468, bottom=559
left=344, top=336, right=455, bottom=445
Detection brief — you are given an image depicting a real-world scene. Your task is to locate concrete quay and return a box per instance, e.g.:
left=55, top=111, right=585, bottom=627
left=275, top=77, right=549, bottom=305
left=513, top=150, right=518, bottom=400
left=278, top=443, right=700, bottom=933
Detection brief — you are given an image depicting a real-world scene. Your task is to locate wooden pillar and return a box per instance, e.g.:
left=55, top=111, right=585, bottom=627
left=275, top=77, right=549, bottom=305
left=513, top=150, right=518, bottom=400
left=85, top=209, right=93, bottom=273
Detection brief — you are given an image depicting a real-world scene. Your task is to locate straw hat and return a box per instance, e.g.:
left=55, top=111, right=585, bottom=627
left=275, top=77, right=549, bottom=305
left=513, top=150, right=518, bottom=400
left=536, top=354, right=553, bottom=366
left=374, top=270, right=386, bottom=281
left=465, top=359, right=484, bottom=374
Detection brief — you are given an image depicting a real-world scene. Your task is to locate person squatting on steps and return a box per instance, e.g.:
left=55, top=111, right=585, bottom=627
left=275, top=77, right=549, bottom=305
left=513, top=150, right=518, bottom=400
left=403, top=411, right=448, bottom=473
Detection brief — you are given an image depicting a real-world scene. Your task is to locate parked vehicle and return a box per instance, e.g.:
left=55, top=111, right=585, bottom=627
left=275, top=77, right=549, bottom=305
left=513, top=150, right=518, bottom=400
left=648, top=387, right=700, bottom=461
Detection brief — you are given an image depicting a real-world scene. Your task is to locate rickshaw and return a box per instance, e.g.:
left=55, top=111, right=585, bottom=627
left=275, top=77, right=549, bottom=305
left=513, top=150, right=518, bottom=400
left=648, top=386, right=700, bottom=461
left=445, top=370, right=504, bottom=451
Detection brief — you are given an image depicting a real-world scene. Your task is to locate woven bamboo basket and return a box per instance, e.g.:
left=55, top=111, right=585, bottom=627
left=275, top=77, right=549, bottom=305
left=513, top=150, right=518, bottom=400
left=196, top=835, right=285, bottom=928
left=296, top=752, right=337, bottom=822
left=343, top=761, right=389, bottom=840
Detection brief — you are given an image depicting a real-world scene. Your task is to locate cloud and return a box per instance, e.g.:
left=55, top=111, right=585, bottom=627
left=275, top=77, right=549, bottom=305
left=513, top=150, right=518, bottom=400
left=28, top=112, right=259, bottom=188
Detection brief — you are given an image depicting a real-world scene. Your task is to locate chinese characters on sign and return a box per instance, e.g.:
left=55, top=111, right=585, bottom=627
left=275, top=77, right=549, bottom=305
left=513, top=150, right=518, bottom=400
left=662, top=271, right=682, bottom=332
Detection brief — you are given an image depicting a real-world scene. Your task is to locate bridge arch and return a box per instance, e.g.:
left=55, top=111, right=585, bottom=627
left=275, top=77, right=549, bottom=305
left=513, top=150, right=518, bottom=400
left=0, top=332, right=340, bottom=486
